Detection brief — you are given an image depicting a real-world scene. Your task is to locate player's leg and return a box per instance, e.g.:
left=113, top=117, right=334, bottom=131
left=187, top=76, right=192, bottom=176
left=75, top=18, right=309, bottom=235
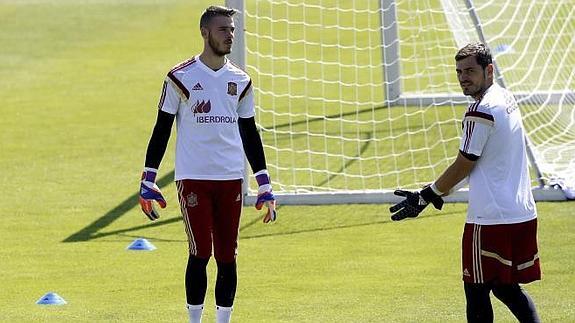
left=491, top=219, right=541, bottom=323
left=461, top=223, right=495, bottom=322
left=464, top=283, right=494, bottom=323
left=215, top=260, right=237, bottom=307
left=214, top=260, right=237, bottom=323
left=212, top=179, right=243, bottom=323
left=177, top=180, right=214, bottom=323
left=185, top=255, right=210, bottom=322
left=492, top=284, right=540, bottom=323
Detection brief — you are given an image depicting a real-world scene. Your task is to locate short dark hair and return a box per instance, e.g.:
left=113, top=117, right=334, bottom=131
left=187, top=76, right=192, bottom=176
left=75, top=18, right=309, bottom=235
left=200, top=6, right=237, bottom=28
left=455, top=42, right=492, bottom=69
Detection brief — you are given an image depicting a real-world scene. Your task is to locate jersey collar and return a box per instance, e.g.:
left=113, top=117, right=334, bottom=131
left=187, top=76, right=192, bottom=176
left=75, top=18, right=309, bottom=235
left=196, top=55, right=228, bottom=77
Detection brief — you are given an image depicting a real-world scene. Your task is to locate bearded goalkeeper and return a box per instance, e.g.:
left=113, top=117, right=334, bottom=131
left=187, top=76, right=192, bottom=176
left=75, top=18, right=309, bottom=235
left=138, top=6, right=276, bottom=323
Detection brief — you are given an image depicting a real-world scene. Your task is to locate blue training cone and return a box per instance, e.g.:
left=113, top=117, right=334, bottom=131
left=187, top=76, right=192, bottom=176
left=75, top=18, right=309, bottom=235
left=127, top=238, right=156, bottom=251
left=36, top=292, right=67, bottom=305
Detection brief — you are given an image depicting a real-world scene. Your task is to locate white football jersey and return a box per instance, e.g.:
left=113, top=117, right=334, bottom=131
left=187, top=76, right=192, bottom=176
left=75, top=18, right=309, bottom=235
left=460, top=83, right=536, bottom=225
left=158, top=56, right=254, bottom=181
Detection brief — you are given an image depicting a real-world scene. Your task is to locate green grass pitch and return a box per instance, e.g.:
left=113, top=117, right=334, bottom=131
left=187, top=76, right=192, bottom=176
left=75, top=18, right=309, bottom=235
left=1, top=0, right=574, bottom=322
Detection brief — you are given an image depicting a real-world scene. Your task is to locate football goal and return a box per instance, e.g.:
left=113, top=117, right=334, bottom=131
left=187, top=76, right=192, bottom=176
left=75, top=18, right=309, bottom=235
left=226, top=0, right=575, bottom=204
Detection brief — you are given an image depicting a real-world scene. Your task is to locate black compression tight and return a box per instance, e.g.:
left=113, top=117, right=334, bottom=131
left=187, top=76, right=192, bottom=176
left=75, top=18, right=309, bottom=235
left=465, top=283, right=493, bottom=323
left=492, top=284, right=540, bottom=323
left=215, top=260, right=237, bottom=307
left=185, top=255, right=209, bottom=305
left=464, top=282, right=540, bottom=323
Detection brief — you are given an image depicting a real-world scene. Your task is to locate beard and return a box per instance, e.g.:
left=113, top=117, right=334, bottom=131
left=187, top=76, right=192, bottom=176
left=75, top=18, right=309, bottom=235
left=462, top=69, right=490, bottom=98
left=208, top=33, right=231, bottom=56
left=462, top=84, right=480, bottom=96
left=461, top=81, right=487, bottom=98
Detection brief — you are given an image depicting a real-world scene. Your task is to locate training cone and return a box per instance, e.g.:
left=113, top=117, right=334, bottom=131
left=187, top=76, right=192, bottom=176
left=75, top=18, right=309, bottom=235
left=36, top=292, right=67, bottom=305
left=127, top=238, right=156, bottom=251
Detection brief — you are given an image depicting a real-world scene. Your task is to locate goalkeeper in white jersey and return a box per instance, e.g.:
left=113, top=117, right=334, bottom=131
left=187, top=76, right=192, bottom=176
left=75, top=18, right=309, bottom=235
left=390, top=43, right=541, bottom=323
left=138, top=6, right=276, bottom=323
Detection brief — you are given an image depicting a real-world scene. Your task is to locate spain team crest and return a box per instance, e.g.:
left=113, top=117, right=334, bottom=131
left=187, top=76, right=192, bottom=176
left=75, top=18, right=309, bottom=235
left=227, top=82, right=237, bottom=96
left=186, top=192, right=198, bottom=207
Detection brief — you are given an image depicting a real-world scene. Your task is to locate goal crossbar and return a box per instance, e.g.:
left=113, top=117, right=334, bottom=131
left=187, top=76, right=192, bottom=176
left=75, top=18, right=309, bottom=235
left=392, top=91, right=575, bottom=107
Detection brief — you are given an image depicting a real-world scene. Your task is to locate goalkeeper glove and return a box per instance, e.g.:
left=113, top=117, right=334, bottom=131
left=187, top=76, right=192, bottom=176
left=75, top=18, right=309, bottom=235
left=254, top=169, right=277, bottom=223
left=139, top=167, right=167, bottom=221
left=389, top=184, right=444, bottom=221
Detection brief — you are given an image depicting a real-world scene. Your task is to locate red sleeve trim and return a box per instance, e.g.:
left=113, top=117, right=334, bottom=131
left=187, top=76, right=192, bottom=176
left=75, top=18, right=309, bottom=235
left=157, top=81, right=167, bottom=110
left=463, top=120, right=476, bottom=153
left=239, top=79, right=252, bottom=101
left=459, top=149, right=479, bottom=161
left=464, top=110, right=494, bottom=122
left=169, top=57, right=196, bottom=73
left=167, top=72, right=190, bottom=100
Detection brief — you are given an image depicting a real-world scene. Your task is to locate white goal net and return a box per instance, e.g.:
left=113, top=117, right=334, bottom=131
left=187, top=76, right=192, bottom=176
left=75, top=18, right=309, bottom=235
left=227, top=0, right=575, bottom=204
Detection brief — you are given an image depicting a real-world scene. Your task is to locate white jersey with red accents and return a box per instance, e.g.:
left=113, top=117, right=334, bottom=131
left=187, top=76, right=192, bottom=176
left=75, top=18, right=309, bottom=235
left=157, top=56, right=254, bottom=180
left=459, top=83, right=536, bottom=225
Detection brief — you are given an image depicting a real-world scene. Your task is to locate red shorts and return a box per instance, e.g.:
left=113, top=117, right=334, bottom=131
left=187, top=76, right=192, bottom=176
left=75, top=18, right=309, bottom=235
left=176, top=179, right=243, bottom=263
left=462, top=218, right=541, bottom=284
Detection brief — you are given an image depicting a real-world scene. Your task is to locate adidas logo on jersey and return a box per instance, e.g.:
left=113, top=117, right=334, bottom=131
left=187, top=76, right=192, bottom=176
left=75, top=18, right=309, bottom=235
left=463, top=268, right=470, bottom=277
left=192, top=82, right=203, bottom=91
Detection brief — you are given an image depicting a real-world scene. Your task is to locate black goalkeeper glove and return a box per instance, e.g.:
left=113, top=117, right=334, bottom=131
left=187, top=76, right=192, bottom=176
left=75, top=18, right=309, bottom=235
left=389, top=186, right=444, bottom=221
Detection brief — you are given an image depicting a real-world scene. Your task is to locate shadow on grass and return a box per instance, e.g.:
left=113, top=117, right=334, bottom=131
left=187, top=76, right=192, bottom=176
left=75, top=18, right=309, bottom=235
left=240, top=209, right=457, bottom=240
left=64, top=171, right=460, bottom=244
left=67, top=199, right=459, bottom=243
left=63, top=170, right=175, bottom=242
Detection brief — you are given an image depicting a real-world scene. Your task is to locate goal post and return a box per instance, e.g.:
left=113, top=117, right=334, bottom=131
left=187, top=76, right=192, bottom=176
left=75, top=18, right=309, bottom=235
left=227, top=0, right=575, bottom=205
